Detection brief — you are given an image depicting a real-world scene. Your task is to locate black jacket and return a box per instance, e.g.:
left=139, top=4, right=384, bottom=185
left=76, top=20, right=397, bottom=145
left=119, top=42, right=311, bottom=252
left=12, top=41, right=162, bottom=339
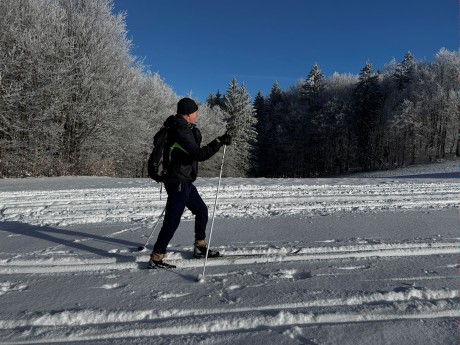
left=163, top=115, right=222, bottom=183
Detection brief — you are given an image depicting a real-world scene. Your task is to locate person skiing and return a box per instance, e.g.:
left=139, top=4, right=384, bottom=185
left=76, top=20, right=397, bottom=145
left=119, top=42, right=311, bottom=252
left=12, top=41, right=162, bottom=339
left=149, top=97, right=232, bottom=269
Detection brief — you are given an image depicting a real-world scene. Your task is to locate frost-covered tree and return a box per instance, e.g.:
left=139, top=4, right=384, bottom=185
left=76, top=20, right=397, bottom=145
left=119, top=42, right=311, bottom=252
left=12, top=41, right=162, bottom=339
left=380, top=50, right=460, bottom=167
left=195, top=102, right=227, bottom=177
left=252, top=91, right=265, bottom=175
left=421, top=48, right=459, bottom=160
left=394, top=51, right=415, bottom=90
left=222, top=78, right=257, bottom=177
left=0, top=0, right=177, bottom=177
left=55, top=0, right=138, bottom=173
left=111, top=71, right=176, bottom=177
left=0, top=0, right=69, bottom=176
left=302, top=63, right=326, bottom=112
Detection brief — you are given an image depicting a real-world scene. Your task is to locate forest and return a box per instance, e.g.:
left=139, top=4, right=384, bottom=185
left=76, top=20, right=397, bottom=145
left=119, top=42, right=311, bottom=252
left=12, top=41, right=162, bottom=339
left=1, top=0, right=458, bottom=179
left=244, top=51, right=459, bottom=177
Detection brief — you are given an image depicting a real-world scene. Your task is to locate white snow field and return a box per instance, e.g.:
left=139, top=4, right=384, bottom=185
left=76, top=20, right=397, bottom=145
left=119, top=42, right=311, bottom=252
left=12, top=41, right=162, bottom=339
left=0, top=161, right=458, bottom=344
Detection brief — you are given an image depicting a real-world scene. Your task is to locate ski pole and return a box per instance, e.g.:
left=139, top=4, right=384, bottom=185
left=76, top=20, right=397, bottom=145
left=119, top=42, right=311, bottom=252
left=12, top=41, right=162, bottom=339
left=137, top=206, right=166, bottom=251
left=197, top=144, right=226, bottom=282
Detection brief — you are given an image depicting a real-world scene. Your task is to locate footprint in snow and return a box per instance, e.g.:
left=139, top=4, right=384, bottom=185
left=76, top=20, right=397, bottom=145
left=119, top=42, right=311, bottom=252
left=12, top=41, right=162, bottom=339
left=94, top=283, right=125, bottom=290
left=108, top=249, right=130, bottom=254
left=293, top=271, right=313, bottom=280
left=0, top=281, right=28, bottom=296
left=337, top=265, right=372, bottom=271
left=151, top=291, right=191, bottom=300
left=271, top=269, right=312, bottom=280
left=392, top=283, right=423, bottom=293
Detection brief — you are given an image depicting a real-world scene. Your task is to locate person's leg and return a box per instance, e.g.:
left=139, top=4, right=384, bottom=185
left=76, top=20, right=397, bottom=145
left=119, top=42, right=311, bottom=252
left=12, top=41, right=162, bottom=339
left=153, top=183, right=188, bottom=255
left=186, top=184, right=220, bottom=258
left=185, top=184, right=208, bottom=242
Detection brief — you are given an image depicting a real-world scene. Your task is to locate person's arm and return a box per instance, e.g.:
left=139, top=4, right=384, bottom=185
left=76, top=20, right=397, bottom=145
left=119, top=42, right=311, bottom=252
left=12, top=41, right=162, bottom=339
left=175, top=127, right=222, bottom=162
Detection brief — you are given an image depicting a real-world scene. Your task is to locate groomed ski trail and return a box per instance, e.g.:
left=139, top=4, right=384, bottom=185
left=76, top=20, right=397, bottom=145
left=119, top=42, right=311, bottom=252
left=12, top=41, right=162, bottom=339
left=0, top=181, right=457, bottom=226
left=0, top=240, right=457, bottom=274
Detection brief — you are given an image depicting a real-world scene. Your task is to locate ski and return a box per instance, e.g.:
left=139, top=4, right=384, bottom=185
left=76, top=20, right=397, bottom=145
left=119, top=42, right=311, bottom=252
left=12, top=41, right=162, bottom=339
left=193, top=251, right=221, bottom=259
left=147, top=261, right=177, bottom=270
left=144, top=249, right=301, bottom=270
left=145, top=253, right=225, bottom=270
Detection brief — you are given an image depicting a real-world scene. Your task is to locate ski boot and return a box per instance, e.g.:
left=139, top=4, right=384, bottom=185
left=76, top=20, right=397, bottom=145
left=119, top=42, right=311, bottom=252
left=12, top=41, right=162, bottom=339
left=148, top=252, right=176, bottom=269
left=193, top=240, right=220, bottom=259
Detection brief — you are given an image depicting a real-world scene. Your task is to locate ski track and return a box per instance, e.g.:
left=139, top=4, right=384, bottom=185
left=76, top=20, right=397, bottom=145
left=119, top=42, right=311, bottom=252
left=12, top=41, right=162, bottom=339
left=0, top=291, right=457, bottom=344
left=0, top=181, right=458, bottom=226
left=0, top=241, right=457, bottom=274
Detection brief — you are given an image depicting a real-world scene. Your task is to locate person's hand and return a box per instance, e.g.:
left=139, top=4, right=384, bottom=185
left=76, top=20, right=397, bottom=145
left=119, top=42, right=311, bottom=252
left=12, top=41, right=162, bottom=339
left=219, top=132, right=232, bottom=145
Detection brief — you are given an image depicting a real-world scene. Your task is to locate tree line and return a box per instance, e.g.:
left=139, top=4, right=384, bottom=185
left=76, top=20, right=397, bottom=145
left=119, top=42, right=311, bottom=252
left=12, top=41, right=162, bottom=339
left=1, top=0, right=458, bottom=179
left=243, top=51, right=459, bottom=177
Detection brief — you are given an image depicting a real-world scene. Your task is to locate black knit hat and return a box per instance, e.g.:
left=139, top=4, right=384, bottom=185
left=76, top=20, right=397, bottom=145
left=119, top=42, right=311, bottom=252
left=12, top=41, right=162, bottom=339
left=177, top=97, right=198, bottom=115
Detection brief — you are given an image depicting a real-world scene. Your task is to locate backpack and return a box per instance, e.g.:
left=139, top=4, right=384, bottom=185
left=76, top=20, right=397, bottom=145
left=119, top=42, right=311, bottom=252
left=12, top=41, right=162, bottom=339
left=147, top=126, right=169, bottom=182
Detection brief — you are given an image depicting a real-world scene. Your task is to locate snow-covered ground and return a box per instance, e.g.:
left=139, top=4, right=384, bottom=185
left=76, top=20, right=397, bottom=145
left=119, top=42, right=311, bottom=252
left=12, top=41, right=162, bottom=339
left=0, top=161, right=458, bottom=344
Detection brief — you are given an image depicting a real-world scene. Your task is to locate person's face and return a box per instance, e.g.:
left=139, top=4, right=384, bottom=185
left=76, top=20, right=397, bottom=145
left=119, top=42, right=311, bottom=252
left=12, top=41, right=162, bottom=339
left=187, top=111, right=198, bottom=124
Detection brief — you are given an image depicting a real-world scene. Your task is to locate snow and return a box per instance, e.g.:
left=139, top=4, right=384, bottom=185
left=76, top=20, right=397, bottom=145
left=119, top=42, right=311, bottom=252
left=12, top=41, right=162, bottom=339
left=0, top=161, right=458, bottom=344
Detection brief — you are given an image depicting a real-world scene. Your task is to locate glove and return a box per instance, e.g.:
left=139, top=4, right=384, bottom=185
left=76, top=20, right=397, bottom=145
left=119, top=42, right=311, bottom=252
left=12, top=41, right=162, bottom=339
left=218, top=132, right=232, bottom=146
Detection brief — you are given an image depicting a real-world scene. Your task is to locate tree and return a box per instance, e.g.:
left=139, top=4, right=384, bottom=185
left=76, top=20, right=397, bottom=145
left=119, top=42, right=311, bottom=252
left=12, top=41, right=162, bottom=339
left=424, top=49, right=459, bottom=159
left=0, top=0, right=69, bottom=176
left=252, top=91, right=265, bottom=176
left=351, top=62, right=383, bottom=169
left=394, top=51, right=415, bottom=90
left=205, top=89, right=225, bottom=109
left=214, top=90, right=225, bottom=109
left=253, top=91, right=265, bottom=122
left=257, top=82, right=285, bottom=176
left=205, top=92, right=215, bottom=108
left=302, top=63, right=326, bottom=112
left=195, top=102, right=227, bottom=177
left=222, top=78, right=257, bottom=177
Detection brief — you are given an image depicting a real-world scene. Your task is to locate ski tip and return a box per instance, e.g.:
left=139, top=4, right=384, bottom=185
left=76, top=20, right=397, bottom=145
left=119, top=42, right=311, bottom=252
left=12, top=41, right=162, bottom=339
left=196, top=274, right=205, bottom=283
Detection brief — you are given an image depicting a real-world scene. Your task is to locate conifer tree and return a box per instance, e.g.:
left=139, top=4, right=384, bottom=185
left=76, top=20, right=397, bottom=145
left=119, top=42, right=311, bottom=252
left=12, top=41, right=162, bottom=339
left=395, top=52, right=415, bottom=90
left=222, top=78, right=257, bottom=177
left=214, top=90, right=225, bottom=108
left=205, top=92, right=215, bottom=108
left=266, top=82, right=283, bottom=115
left=205, top=89, right=224, bottom=109
left=302, top=63, right=326, bottom=112
left=352, top=62, right=382, bottom=169
left=260, top=82, right=286, bottom=176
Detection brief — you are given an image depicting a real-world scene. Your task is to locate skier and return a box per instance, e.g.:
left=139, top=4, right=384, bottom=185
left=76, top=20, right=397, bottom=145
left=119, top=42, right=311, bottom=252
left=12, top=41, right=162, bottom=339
left=149, top=97, right=232, bottom=269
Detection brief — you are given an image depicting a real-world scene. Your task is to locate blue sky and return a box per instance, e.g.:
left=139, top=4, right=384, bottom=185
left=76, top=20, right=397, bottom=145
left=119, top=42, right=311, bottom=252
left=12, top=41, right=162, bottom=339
left=113, top=0, right=458, bottom=102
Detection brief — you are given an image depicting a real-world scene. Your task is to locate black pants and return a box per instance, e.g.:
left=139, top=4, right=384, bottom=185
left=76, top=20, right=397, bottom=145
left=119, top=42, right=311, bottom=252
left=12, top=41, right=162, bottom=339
left=153, top=182, right=208, bottom=254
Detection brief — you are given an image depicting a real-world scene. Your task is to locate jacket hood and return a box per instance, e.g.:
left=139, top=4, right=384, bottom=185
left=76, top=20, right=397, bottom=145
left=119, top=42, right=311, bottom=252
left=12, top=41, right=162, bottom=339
left=163, top=115, right=177, bottom=127
left=165, top=114, right=196, bottom=129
